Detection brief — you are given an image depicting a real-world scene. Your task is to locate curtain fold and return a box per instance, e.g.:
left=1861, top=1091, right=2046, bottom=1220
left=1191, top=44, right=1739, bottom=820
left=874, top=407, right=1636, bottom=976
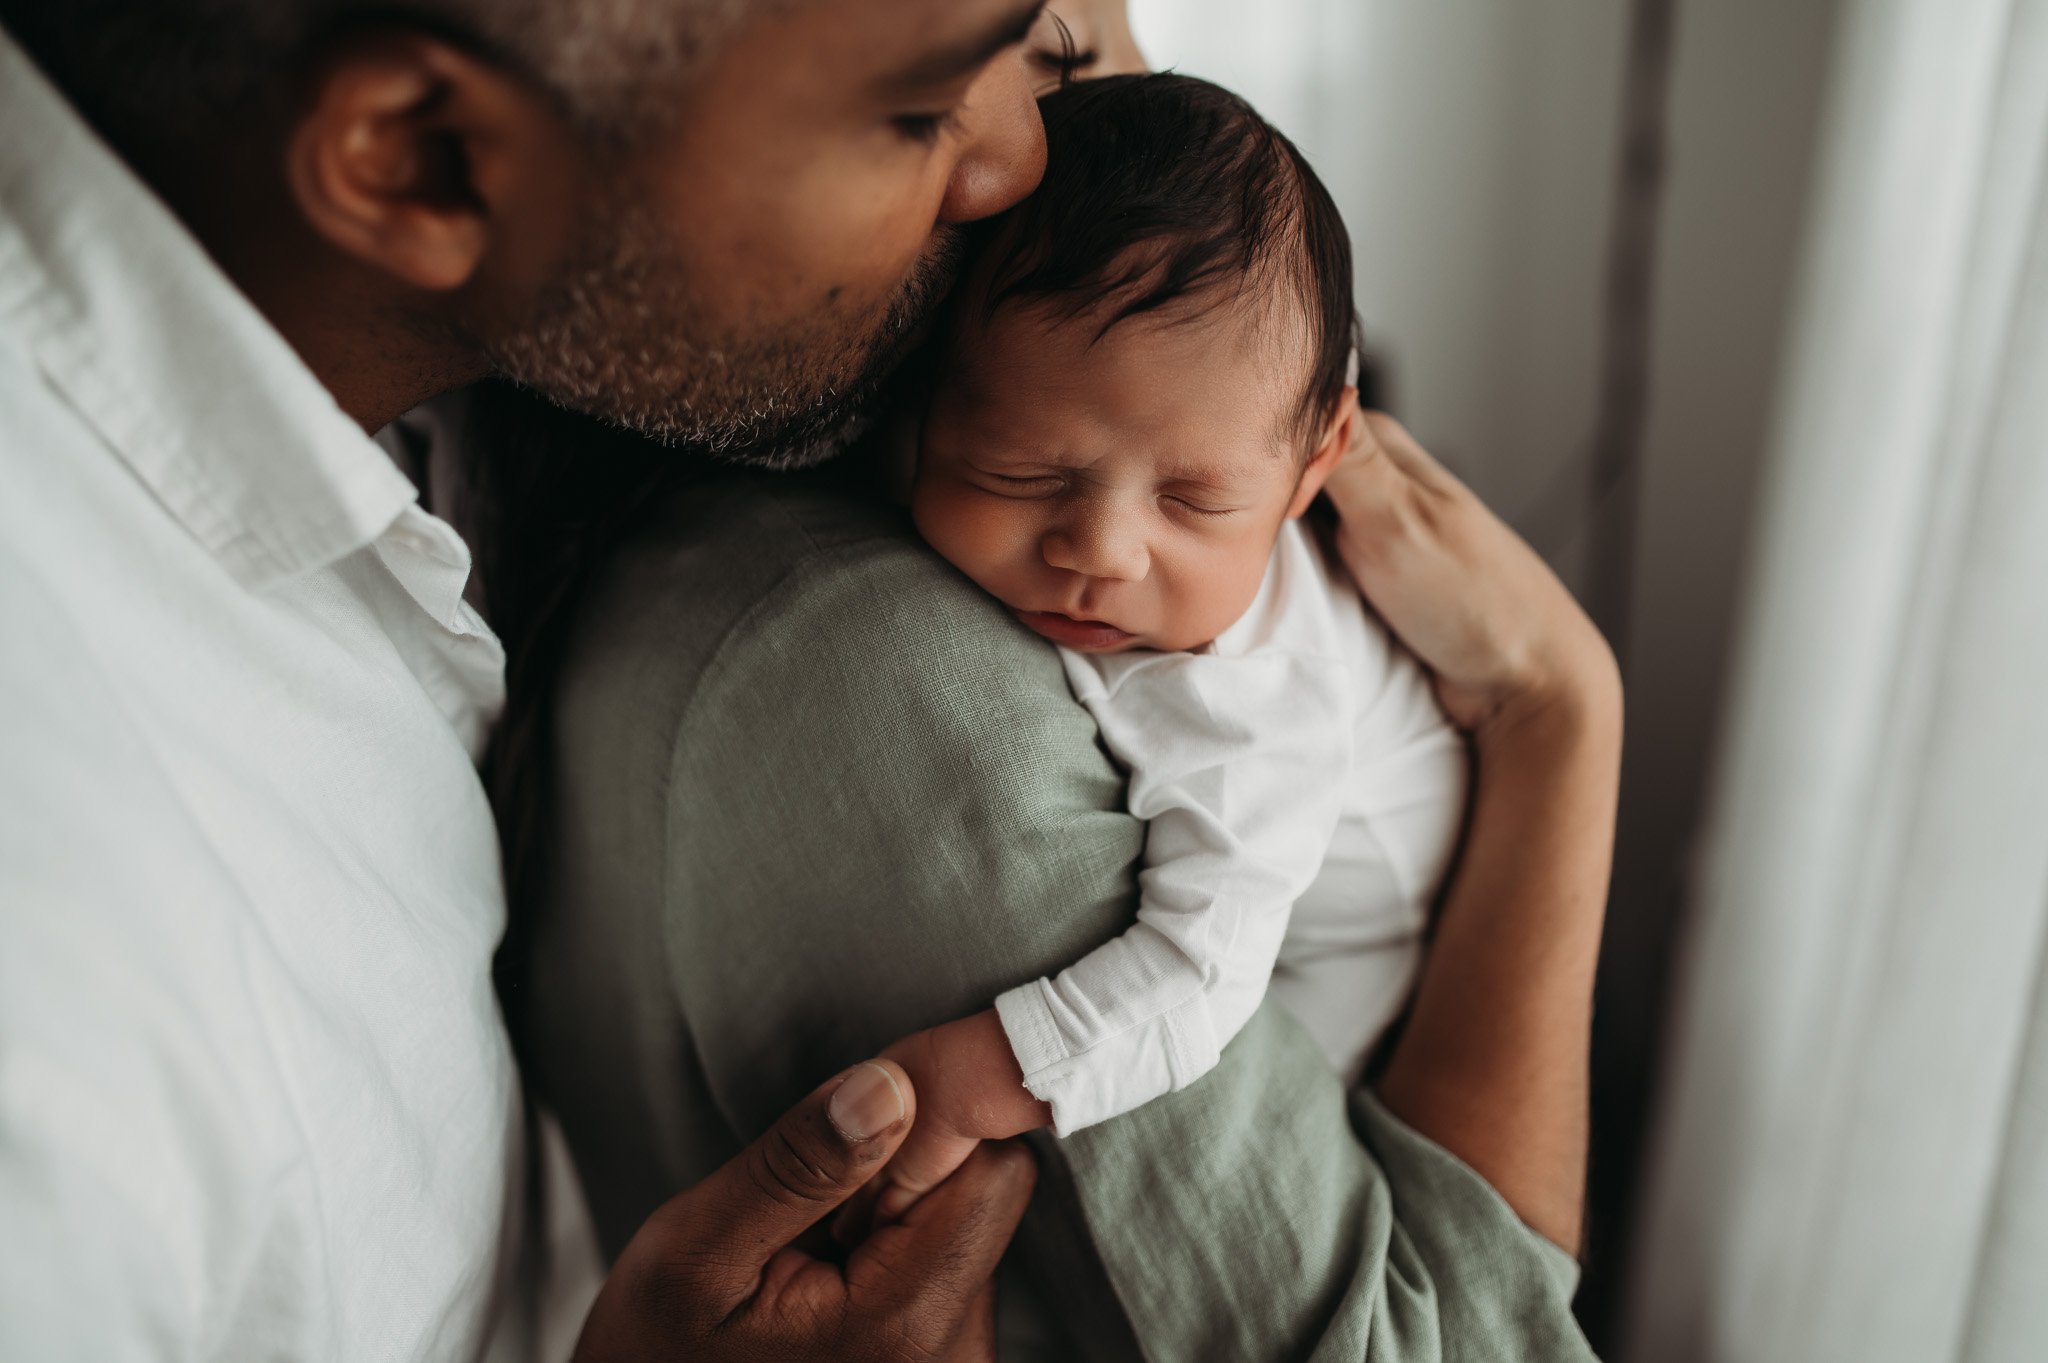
left=1624, top=1, right=2048, bottom=1360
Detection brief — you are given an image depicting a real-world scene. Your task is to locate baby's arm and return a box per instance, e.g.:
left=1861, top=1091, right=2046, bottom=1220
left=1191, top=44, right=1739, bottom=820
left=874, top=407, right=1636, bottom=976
left=998, top=648, right=1356, bottom=1132
left=872, top=1009, right=1051, bottom=1215
left=871, top=646, right=1357, bottom=1214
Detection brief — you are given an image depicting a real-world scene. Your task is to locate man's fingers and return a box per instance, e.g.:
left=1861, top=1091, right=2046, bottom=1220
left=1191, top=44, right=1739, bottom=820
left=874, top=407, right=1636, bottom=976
left=848, top=1140, right=1037, bottom=1340
left=675, top=1060, right=916, bottom=1292
left=1326, top=411, right=1409, bottom=516
left=934, top=1278, right=1001, bottom=1363
left=1357, top=410, right=1441, bottom=483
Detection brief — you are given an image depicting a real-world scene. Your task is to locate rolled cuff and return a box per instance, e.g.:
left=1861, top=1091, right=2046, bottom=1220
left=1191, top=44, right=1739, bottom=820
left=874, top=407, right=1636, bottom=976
left=995, top=977, right=1219, bottom=1136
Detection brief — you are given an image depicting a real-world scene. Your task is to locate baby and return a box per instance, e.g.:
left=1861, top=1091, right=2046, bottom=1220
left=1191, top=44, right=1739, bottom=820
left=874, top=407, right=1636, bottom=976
left=875, top=73, right=1467, bottom=1209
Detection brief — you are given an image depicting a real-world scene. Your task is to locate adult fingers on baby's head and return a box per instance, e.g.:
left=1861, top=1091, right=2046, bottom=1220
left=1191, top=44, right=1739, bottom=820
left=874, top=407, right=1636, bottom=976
left=1330, top=404, right=1388, bottom=482
left=1326, top=426, right=1441, bottom=584
left=1325, top=411, right=1428, bottom=535
left=1337, top=412, right=1508, bottom=577
left=1358, top=410, right=1466, bottom=496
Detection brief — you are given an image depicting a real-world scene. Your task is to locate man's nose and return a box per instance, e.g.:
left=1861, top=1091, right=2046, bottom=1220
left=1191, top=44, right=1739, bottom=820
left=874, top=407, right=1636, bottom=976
left=937, top=49, right=1048, bottom=224
left=1042, top=509, right=1149, bottom=584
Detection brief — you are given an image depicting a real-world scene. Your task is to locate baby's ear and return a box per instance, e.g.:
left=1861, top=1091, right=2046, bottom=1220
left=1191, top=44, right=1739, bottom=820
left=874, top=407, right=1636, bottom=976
left=1286, top=387, right=1359, bottom=518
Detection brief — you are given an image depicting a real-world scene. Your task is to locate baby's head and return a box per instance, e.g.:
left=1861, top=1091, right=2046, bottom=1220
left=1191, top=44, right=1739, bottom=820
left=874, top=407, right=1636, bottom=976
left=912, top=73, right=1360, bottom=654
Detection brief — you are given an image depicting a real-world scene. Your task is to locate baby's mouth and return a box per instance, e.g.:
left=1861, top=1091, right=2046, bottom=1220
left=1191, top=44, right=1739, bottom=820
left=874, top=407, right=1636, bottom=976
left=1010, top=608, right=1137, bottom=651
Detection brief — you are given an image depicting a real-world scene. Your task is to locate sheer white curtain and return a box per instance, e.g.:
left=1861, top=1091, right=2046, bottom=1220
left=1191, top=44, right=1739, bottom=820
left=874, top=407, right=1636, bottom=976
left=1625, top=1, right=2048, bottom=1360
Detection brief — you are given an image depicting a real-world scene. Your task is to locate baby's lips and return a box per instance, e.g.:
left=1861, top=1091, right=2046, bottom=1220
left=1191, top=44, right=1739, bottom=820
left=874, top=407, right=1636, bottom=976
left=1011, top=608, right=1138, bottom=650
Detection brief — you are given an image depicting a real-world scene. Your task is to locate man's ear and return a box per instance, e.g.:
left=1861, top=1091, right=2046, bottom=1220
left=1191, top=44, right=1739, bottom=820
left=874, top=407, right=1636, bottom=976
left=284, top=33, right=579, bottom=295
left=1286, top=387, right=1359, bottom=518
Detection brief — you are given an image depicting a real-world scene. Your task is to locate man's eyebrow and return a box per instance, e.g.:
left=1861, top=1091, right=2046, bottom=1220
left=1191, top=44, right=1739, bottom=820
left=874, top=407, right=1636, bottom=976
left=883, top=1, right=1047, bottom=89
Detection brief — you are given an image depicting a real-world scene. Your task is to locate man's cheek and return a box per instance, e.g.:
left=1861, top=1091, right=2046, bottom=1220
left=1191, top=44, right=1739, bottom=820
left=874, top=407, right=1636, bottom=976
left=784, top=185, right=944, bottom=308
left=705, top=208, right=898, bottom=318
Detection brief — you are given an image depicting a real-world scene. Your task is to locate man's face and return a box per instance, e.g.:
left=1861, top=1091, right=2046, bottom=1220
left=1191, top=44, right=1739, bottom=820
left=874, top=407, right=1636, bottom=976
left=480, top=0, right=1051, bottom=464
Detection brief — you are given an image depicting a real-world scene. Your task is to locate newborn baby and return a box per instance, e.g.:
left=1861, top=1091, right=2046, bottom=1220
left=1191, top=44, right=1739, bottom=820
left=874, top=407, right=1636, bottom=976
left=876, top=73, right=1467, bottom=1210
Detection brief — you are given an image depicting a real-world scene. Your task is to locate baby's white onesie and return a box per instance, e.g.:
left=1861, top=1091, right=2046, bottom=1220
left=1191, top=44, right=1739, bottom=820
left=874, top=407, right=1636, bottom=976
left=994, top=519, right=1468, bottom=1134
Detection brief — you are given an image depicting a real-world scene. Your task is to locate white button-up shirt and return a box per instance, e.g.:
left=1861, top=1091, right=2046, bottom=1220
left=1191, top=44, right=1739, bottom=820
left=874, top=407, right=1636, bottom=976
left=0, top=28, right=531, bottom=1361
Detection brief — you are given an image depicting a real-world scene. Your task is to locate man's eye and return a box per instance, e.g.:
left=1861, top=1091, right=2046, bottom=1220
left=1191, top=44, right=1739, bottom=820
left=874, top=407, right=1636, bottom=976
left=893, top=110, right=963, bottom=145
left=1030, top=45, right=1098, bottom=76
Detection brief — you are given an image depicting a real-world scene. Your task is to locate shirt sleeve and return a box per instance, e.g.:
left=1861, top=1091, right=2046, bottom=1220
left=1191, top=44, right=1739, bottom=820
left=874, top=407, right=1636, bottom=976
left=995, top=646, right=1356, bottom=1134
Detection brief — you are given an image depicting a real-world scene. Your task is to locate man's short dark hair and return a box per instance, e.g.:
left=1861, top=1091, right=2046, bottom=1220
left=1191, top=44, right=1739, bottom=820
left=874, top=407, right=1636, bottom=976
left=967, top=72, right=1361, bottom=450
left=0, top=0, right=758, bottom=159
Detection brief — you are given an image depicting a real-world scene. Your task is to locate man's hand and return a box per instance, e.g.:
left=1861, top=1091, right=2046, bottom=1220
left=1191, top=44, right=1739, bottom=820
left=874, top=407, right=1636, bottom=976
left=574, top=1058, right=1037, bottom=1362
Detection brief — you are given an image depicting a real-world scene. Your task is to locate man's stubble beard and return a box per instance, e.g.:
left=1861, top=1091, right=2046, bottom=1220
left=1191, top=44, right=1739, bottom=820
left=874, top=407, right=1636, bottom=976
left=480, top=199, right=963, bottom=469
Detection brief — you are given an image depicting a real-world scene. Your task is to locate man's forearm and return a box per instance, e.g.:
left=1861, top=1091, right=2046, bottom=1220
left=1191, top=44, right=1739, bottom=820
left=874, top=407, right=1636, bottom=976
left=1375, top=669, right=1623, bottom=1252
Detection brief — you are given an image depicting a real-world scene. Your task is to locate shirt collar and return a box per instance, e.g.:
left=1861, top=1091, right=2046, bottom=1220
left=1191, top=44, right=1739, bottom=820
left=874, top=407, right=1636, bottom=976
left=0, top=26, right=421, bottom=590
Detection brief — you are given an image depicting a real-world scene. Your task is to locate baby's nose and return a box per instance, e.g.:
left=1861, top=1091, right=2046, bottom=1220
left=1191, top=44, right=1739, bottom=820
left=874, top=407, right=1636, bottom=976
left=1042, top=509, right=1149, bottom=582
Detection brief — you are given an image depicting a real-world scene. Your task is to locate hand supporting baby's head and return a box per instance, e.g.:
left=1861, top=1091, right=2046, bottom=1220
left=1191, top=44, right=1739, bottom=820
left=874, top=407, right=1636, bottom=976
left=911, top=73, right=1362, bottom=654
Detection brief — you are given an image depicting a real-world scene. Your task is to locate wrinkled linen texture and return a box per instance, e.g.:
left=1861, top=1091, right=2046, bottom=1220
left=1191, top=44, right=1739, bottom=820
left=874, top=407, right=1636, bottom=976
left=520, top=473, right=1595, bottom=1362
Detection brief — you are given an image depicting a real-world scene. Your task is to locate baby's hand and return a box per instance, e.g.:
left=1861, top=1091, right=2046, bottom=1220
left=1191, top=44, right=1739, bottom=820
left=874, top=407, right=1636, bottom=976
left=871, top=1009, right=1052, bottom=1221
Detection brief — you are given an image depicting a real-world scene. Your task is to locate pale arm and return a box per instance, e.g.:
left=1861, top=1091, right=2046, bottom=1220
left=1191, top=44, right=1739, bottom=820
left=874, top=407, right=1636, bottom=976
left=1326, top=411, right=1623, bottom=1252
left=1378, top=689, right=1619, bottom=1252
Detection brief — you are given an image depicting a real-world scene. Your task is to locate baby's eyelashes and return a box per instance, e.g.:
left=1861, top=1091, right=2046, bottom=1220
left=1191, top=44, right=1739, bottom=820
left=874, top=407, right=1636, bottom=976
left=1162, top=496, right=1242, bottom=518
left=984, top=472, right=1067, bottom=496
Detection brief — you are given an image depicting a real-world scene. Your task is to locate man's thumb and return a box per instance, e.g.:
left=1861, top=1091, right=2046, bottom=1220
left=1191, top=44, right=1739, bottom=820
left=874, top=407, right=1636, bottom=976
left=671, top=1060, right=915, bottom=1281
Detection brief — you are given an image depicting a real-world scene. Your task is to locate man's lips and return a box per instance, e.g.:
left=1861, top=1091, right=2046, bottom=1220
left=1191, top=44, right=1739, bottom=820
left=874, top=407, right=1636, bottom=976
left=1011, top=609, right=1136, bottom=651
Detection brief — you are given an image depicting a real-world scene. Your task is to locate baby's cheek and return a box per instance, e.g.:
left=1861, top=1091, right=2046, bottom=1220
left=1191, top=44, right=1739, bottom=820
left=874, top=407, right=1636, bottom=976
left=1168, top=539, right=1280, bottom=647
left=914, top=481, right=1028, bottom=586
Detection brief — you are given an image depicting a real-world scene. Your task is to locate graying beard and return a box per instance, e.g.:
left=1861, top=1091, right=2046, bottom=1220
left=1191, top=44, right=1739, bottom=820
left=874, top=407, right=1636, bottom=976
left=480, top=213, right=959, bottom=466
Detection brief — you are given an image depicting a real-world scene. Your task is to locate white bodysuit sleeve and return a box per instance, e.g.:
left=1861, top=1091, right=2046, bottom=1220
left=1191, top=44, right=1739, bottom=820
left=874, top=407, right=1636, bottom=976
left=995, top=531, right=1358, bottom=1135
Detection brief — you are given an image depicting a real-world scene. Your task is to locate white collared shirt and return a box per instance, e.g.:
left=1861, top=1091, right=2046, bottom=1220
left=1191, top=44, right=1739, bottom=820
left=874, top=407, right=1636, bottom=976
left=996, top=521, right=1468, bottom=1133
left=0, top=29, right=531, bottom=1362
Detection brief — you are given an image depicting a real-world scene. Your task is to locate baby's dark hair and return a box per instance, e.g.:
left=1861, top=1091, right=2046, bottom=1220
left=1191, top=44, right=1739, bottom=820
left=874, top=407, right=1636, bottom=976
left=964, top=72, right=1361, bottom=452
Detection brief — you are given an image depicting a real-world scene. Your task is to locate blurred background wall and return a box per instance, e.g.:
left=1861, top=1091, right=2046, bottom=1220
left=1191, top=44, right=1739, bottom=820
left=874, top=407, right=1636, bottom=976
left=1128, top=2, right=2048, bottom=1359
left=1132, top=0, right=1636, bottom=589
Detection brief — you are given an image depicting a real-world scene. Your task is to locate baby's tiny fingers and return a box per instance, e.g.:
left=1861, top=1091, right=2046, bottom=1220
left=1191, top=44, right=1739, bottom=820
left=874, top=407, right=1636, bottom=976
left=875, top=1181, right=925, bottom=1223
left=831, top=1173, right=888, bottom=1246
